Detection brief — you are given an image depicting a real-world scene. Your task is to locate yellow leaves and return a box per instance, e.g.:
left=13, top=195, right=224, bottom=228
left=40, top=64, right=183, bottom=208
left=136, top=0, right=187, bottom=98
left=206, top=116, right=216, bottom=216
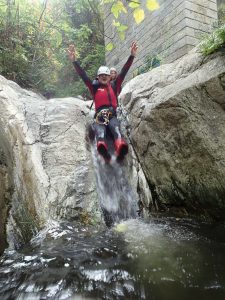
left=133, top=0, right=160, bottom=24
left=106, top=42, right=114, bottom=51
left=133, top=7, right=145, bottom=24
left=104, top=0, right=161, bottom=51
left=111, top=1, right=127, bottom=18
left=146, top=0, right=160, bottom=11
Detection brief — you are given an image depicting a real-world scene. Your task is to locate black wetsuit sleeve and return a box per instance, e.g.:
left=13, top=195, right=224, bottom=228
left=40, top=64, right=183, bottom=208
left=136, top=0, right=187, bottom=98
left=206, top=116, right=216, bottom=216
left=72, top=61, right=94, bottom=97
left=116, top=55, right=134, bottom=94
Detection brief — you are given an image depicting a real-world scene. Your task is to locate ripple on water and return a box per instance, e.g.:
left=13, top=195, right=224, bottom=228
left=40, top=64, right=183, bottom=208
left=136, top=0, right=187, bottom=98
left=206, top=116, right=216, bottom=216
left=0, top=218, right=225, bottom=300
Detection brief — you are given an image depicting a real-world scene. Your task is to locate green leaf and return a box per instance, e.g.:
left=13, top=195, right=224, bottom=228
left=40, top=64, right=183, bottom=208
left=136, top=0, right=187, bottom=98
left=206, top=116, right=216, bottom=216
left=106, top=42, right=114, bottom=51
left=111, top=4, right=119, bottom=18
left=128, top=1, right=140, bottom=9
left=111, top=1, right=127, bottom=18
left=113, top=20, right=121, bottom=27
left=119, top=31, right=125, bottom=40
left=133, top=8, right=145, bottom=24
left=117, top=24, right=128, bottom=32
left=146, top=0, right=160, bottom=11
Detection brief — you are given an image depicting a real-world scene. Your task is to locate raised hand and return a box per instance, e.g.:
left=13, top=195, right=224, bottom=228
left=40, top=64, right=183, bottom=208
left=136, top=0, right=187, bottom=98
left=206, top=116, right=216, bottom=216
left=131, top=41, right=138, bottom=57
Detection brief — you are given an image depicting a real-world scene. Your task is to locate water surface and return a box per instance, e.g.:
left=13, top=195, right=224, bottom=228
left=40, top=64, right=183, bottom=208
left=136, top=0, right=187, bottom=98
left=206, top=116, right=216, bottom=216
left=0, top=217, right=225, bottom=300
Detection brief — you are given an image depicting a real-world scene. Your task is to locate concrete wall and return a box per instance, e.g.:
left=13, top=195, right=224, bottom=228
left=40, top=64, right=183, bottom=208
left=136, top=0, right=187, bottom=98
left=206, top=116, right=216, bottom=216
left=104, top=0, right=218, bottom=80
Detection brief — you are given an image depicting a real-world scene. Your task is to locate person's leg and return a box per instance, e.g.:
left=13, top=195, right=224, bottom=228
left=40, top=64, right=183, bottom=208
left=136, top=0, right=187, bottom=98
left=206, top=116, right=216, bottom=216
left=108, top=117, right=128, bottom=161
left=108, top=116, right=121, bottom=140
left=93, top=122, right=111, bottom=162
left=94, top=122, right=106, bottom=142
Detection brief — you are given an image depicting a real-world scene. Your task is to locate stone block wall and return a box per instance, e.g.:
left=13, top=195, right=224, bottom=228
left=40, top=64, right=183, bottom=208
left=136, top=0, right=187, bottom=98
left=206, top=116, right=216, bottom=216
left=104, top=0, right=218, bottom=80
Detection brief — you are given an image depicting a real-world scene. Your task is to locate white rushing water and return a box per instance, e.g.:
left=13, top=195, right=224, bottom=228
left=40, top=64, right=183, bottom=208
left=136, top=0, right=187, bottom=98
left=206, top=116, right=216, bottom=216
left=91, top=143, right=138, bottom=226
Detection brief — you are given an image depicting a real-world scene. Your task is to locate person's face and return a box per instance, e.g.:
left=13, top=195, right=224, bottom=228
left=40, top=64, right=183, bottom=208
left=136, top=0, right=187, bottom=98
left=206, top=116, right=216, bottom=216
left=98, top=74, right=111, bottom=85
left=110, top=70, right=117, bottom=80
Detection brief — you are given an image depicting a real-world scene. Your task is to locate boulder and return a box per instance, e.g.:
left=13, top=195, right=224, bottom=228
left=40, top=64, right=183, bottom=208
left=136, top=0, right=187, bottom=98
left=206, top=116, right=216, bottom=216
left=121, top=48, right=225, bottom=220
left=0, top=76, right=101, bottom=249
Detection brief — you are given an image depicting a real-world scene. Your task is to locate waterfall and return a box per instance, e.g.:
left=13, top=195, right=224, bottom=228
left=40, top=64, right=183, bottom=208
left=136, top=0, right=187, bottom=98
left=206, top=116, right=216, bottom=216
left=91, top=142, right=138, bottom=227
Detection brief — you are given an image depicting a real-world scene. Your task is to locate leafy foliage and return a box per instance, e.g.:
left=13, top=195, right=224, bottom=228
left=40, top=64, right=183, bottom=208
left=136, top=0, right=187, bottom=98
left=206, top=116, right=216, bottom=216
left=198, top=3, right=225, bottom=56
left=0, top=0, right=105, bottom=98
left=132, top=54, right=161, bottom=77
left=104, top=0, right=160, bottom=51
left=111, top=0, right=127, bottom=18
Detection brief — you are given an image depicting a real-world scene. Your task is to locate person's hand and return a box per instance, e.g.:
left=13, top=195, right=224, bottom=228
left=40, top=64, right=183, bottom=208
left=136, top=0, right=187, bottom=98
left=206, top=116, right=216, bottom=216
left=131, top=41, right=138, bottom=57
left=67, top=44, right=77, bottom=61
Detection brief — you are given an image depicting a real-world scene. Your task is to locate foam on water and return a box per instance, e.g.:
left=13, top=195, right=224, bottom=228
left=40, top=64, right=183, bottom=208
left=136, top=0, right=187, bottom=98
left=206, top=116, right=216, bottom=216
left=0, top=219, right=225, bottom=300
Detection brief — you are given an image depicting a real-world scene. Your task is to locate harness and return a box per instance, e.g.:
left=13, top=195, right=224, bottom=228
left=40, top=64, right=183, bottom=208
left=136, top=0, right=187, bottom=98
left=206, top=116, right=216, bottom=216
left=91, top=80, right=118, bottom=126
left=95, top=108, right=113, bottom=125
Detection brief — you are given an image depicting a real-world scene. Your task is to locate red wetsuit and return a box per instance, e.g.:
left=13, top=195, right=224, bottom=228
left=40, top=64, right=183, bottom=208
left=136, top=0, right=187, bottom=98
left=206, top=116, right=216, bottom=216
left=72, top=55, right=135, bottom=162
left=72, top=55, right=134, bottom=111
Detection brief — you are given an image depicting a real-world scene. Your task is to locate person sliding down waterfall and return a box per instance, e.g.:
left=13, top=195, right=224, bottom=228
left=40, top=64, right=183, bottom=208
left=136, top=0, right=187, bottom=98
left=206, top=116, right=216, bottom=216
left=67, top=41, right=138, bottom=163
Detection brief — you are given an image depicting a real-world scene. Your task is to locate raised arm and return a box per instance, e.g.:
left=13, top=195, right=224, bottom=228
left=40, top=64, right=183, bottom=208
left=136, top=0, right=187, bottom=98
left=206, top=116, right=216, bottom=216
left=116, top=41, right=138, bottom=89
left=67, top=44, right=94, bottom=96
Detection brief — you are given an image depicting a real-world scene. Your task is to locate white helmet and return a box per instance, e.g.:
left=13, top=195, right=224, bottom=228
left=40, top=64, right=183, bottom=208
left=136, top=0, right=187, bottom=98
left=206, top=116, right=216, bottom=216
left=97, top=66, right=110, bottom=76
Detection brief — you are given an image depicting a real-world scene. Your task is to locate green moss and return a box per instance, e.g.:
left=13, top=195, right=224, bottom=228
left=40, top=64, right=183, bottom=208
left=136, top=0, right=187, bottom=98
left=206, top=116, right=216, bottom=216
left=199, top=24, right=225, bottom=56
left=0, top=158, right=12, bottom=255
left=12, top=197, right=41, bottom=248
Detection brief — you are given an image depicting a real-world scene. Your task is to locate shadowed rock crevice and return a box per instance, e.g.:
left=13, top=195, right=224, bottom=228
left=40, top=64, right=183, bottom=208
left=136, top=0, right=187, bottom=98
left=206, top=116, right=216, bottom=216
left=0, top=148, right=13, bottom=255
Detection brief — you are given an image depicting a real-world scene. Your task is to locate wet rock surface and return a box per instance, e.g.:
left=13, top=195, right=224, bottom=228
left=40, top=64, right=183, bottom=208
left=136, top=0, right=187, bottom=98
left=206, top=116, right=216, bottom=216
left=0, top=75, right=101, bottom=248
left=0, top=149, right=12, bottom=255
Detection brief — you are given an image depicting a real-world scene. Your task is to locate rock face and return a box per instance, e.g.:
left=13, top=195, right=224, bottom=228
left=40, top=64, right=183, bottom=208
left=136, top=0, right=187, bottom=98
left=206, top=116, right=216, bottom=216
left=121, top=48, right=225, bottom=220
left=0, top=76, right=101, bottom=250
left=0, top=148, right=12, bottom=254
left=0, top=74, right=152, bottom=254
left=1, top=45, right=225, bottom=254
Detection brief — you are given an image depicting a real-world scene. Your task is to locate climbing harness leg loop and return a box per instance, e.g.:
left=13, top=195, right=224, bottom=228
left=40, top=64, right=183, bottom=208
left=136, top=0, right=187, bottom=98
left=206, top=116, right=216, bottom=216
left=95, top=109, right=114, bottom=125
